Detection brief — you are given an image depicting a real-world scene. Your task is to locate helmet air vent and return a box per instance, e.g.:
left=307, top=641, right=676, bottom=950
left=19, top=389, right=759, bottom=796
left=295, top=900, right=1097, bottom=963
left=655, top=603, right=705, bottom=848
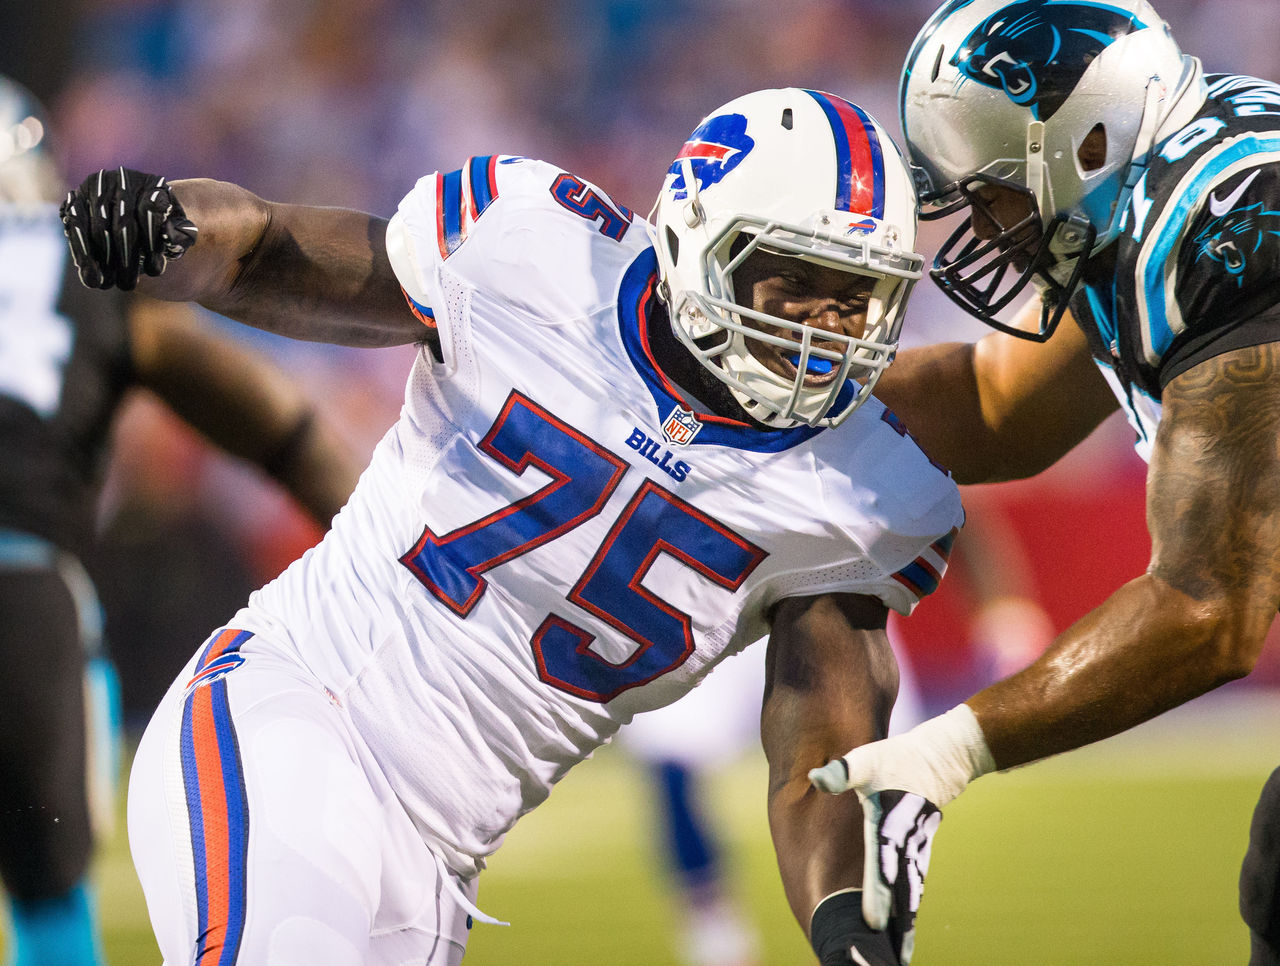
left=1078, top=124, right=1108, bottom=172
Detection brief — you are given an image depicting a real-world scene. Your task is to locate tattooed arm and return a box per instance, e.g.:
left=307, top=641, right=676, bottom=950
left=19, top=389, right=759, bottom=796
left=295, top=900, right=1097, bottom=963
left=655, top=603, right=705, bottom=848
left=966, top=341, right=1280, bottom=767
left=810, top=341, right=1280, bottom=824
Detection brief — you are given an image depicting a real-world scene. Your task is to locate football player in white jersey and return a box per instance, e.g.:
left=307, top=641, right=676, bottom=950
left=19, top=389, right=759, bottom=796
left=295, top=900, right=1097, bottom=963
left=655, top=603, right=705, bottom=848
left=61, top=88, right=963, bottom=966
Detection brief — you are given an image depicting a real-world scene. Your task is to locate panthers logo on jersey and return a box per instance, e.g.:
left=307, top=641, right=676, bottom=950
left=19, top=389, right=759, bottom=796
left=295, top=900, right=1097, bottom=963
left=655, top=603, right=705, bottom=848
left=1192, top=200, right=1280, bottom=286
left=668, top=113, right=755, bottom=199
left=951, top=0, right=1147, bottom=120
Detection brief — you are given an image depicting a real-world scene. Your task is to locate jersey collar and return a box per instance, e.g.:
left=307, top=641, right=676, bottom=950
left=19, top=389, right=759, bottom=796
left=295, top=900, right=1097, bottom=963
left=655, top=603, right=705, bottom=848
left=616, top=247, right=826, bottom=453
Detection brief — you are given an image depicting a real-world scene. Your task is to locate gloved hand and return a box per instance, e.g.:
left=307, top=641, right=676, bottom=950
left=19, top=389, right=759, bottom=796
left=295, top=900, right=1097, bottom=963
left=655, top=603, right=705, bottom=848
left=808, top=705, right=997, bottom=963
left=60, top=167, right=198, bottom=290
left=857, top=789, right=940, bottom=964
left=809, top=889, right=901, bottom=966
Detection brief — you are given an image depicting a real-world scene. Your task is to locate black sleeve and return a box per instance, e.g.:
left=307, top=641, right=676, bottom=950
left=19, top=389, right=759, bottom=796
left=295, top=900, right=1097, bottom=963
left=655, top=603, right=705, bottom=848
left=1162, top=161, right=1280, bottom=386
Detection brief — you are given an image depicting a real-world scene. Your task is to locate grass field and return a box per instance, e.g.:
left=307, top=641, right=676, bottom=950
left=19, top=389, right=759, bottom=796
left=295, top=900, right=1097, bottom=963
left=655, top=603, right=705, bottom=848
left=7, top=687, right=1277, bottom=965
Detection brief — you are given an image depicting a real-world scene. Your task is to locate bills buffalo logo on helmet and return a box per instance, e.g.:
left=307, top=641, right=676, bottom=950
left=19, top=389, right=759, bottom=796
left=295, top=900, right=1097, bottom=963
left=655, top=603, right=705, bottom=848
left=668, top=113, right=756, bottom=199
left=951, top=0, right=1147, bottom=121
left=1193, top=201, right=1280, bottom=286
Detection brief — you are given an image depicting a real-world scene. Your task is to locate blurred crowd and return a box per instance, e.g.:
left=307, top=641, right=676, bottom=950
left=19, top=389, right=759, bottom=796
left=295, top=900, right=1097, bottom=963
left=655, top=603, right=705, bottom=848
left=5, top=0, right=1280, bottom=722
left=29, top=0, right=1280, bottom=217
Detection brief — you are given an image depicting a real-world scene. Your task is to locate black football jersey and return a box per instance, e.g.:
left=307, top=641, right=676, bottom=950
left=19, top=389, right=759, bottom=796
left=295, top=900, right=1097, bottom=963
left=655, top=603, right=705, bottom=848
left=0, top=205, right=133, bottom=557
left=1070, top=73, right=1280, bottom=459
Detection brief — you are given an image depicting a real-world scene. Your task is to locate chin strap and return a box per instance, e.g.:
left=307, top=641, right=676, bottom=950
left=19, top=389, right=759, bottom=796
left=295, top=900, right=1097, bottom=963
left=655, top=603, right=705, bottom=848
left=1097, top=75, right=1167, bottom=247
left=718, top=329, right=813, bottom=428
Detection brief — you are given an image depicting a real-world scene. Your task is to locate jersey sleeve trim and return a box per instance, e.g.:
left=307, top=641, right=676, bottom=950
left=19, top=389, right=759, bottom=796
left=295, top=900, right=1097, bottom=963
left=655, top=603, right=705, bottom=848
left=889, top=527, right=957, bottom=604
left=1137, top=139, right=1280, bottom=365
left=1161, top=301, right=1280, bottom=387
left=758, top=522, right=960, bottom=618
left=401, top=289, right=437, bottom=329
left=436, top=155, right=502, bottom=261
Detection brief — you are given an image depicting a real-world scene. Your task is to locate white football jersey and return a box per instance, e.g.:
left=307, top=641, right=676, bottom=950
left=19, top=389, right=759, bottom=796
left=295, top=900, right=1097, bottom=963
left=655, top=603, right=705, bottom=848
left=233, top=156, right=963, bottom=877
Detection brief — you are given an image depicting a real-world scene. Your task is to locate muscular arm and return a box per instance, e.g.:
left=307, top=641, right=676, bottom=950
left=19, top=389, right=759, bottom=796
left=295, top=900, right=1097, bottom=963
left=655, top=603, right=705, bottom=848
left=874, top=300, right=1117, bottom=482
left=133, top=178, right=423, bottom=348
left=969, top=342, right=1280, bottom=767
left=127, top=296, right=363, bottom=525
left=762, top=592, right=896, bottom=931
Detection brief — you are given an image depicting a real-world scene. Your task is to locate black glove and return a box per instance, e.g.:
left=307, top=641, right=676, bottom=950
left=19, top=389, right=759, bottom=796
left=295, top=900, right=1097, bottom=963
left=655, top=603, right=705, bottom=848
left=810, top=890, right=898, bottom=966
left=59, top=167, right=198, bottom=291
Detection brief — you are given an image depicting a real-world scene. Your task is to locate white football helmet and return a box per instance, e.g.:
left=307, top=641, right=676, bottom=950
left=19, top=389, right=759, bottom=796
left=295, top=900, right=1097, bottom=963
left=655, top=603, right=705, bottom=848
left=650, top=88, right=923, bottom=428
left=0, top=76, right=59, bottom=205
left=900, top=0, right=1205, bottom=339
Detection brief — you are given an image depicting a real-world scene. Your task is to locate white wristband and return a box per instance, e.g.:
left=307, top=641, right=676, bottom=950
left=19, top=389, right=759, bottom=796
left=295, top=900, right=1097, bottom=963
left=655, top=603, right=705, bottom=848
left=841, top=704, right=996, bottom=807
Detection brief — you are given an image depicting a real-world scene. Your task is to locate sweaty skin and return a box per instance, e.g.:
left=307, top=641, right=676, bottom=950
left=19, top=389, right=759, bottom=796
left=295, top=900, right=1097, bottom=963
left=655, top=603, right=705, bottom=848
left=133, top=179, right=419, bottom=347
left=763, top=593, right=897, bottom=926
left=875, top=299, right=1116, bottom=482
left=878, top=311, right=1280, bottom=769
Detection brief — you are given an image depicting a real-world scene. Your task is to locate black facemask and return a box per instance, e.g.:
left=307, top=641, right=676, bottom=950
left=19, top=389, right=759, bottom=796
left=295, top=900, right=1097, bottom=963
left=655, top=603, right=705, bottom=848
left=923, top=173, right=1096, bottom=342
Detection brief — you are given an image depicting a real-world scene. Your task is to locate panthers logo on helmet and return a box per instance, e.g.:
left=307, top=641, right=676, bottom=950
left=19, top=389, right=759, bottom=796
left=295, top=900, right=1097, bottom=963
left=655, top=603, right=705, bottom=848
left=951, top=1, right=1147, bottom=121
left=668, top=113, right=755, bottom=199
left=1192, top=201, right=1280, bottom=286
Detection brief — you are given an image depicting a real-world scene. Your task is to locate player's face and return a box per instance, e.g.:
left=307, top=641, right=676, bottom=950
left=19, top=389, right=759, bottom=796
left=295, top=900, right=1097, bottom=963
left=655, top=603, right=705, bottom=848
left=731, top=248, right=875, bottom=385
left=970, top=183, right=1040, bottom=270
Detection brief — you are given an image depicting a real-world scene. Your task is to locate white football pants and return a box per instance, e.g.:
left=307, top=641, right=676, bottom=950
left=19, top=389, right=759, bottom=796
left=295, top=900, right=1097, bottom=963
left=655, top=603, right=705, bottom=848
left=128, top=627, right=476, bottom=966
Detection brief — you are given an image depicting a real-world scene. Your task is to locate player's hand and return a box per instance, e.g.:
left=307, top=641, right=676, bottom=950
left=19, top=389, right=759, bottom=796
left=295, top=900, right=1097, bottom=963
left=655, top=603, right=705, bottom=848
left=60, top=167, right=198, bottom=291
left=859, top=788, right=939, bottom=964
left=809, top=705, right=996, bottom=964
left=809, top=752, right=943, bottom=965
left=819, top=931, right=900, bottom=966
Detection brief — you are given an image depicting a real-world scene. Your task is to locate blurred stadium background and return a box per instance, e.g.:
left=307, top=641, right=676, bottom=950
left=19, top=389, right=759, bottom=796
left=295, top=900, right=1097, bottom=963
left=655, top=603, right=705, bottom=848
left=3, top=0, right=1280, bottom=962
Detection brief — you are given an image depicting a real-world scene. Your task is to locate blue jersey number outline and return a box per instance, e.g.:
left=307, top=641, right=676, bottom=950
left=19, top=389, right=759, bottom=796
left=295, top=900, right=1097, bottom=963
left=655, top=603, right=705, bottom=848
left=550, top=173, right=634, bottom=241
left=401, top=391, right=766, bottom=702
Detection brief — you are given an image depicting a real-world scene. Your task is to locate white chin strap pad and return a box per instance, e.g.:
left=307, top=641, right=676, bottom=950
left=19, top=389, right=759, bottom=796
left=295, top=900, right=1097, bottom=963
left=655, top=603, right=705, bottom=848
left=718, top=331, right=826, bottom=427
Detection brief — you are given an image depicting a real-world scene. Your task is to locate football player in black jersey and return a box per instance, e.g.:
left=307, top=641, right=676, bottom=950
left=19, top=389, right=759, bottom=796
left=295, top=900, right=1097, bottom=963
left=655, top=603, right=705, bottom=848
left=0, top=78, right=360, bottom=966
left=804, top=2, right=1280, bottom=963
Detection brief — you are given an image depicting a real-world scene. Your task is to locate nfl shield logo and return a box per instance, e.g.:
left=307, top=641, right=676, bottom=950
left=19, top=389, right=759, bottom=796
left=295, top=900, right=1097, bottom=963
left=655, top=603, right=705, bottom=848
left=662, top=406, right=702, bottom=446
